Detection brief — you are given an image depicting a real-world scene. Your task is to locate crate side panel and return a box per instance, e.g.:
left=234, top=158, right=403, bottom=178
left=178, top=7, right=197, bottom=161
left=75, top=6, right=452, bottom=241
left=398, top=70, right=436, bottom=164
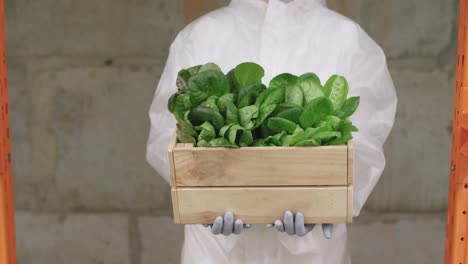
left=173, top=146, right=348, bottom=187
left=168, top=134, right=177, bottom=187
left=171, top=188, right=180, bottom=224
left=347, top=141, right=354, bottom=185
left=347, top=185, right=353, bottom=222
left=176, top=187, right=348, bottom=224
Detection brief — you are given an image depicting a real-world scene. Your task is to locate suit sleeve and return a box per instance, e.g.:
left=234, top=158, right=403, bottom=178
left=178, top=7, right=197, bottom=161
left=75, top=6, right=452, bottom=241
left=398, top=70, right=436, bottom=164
left=146, top=33, right=195, bottom=183
left=346, top=25, right=398, bottom=216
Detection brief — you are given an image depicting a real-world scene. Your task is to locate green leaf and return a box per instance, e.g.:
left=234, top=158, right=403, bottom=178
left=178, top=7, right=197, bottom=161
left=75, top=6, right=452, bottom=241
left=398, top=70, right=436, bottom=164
left=200, top=96, right=219, bottom=112
left=226, top=69, right=240, bottom=93
left=298, top=72, right=321, bottom=84
left=188, top=70, right=230, bottom=105
left=262, top=87, right=286, bottom=106
left=219, top=124, right=234, bottom=138
left=324, top=75, right=349, bottom=110
left=327, top=120, right=357, bottom=145
left=295, top=139, right=321, bottom=146
left=327, top=134, right=353, bottom=145
left=336, top=96, right=360, bottom=119
left=256, top=104, right=278, bottom=127
left=288, top=127, right=307, bottom=146
left=298, top=77, right=324, bottom=103
left=239, top=130, right=254, bottom=146
left=226, top=103, right=240, bottom=125
left=311, top=131, right=341, bottom=142
left=255, top=86, right=285, bottom=107
left=238, top=83, right=263, bottom=108
left=267, top=117, right=298, bottom=134
left=197, top=140, right=210, bottom=147
left=280, top=135, right=293, bottom=146
left=176, top=70, right=191, bottom=91
left=186, top=65, right=202, bottom=75
left=264, top=131, right=286, bottom=146
left=338, top=120, right=354, bottom=135
left=217, top=93, right=236, bottom=114
left=189, top=105, right=225, bottom=130
left=325, top=115, right=341, bottom=130
left=208, top=138, right=238, bottom=148
left=285, top=85, right=304, bottom=106
left=275, top=107, right=302, bottom=124
left=176, top=123, right=197, bottom=144
left=299, top=96, right=334, bottom=129
left=228, top=124, right=244, bottom=144
left=253, top=139, right=267, bottom=146
left=198, top=63, right=222, bottom=73
left=167, top=92, right=179, bottom=113
left=269, top=73, right=298, bottom=89
left=234, top=62, right=265, bottom=87
left=303, top=126, right=328, bottom=138
left=239, top=105, right=259, bottom=128
left=275, top=102, right=302, bottom=112
left=168, top=93, right=192, bottom=121
left=260, top=122, right=274, bottom=138
left=196, top=121, right=216, bottom=142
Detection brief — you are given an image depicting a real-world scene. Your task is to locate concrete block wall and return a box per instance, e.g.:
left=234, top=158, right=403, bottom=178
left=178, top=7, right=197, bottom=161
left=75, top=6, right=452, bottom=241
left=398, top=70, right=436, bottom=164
left=5, top=0, right=456, bottom=263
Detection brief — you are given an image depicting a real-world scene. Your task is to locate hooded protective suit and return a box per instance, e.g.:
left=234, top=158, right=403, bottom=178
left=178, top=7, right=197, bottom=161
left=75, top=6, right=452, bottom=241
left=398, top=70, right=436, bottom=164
left=146, top=0, right=397, bottom=263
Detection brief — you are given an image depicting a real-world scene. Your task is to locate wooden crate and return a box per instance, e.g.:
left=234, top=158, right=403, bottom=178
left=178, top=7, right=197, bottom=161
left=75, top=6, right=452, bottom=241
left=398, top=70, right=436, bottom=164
left=168, top=135, right=353, bottom=224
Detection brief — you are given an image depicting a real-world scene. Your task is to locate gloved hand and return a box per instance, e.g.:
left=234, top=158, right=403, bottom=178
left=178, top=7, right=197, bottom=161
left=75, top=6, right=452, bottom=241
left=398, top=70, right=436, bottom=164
left=204, top=211, right=251, bottom=236
left=268, top=211, right=333, bottom=239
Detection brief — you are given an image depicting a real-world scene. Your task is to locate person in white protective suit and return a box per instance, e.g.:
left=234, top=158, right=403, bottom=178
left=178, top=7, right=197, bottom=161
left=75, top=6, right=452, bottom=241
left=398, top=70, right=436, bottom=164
left=146, top=0, right=397, bottom=263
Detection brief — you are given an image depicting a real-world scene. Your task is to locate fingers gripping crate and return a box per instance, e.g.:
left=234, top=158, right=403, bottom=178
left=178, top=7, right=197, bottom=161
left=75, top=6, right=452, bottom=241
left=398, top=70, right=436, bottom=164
left=168, top=135, right=353, bottom=224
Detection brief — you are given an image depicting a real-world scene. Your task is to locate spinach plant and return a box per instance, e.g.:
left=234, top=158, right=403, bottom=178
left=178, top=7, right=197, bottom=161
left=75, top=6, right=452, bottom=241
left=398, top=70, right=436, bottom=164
left=167, top=62, right=360, bottom=148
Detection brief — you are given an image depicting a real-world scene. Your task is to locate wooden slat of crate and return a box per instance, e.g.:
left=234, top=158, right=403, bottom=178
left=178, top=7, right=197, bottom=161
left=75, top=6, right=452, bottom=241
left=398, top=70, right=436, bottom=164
left=172, top=186, right=351, bottom=224
left=171, top=188, right=180, bottom=223
left=347, top=140, right=353, bottom=185
left=171, top=143, right=348, bottom=187
left=347, top=185, right=353, bottom=222
left=167, top=134, right=177, bottom=187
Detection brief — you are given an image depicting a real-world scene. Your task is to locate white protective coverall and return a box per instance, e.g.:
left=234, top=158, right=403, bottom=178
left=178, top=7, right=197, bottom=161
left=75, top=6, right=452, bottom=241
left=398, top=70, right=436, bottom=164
left=146, top=0, right=397, bottom=263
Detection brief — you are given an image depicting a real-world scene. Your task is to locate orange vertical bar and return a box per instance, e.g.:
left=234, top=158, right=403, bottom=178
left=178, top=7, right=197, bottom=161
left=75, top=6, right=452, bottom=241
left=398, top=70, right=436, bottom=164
left=445, top=1, right=468, bottom=264
left=0, top=0, right=16, bottom=262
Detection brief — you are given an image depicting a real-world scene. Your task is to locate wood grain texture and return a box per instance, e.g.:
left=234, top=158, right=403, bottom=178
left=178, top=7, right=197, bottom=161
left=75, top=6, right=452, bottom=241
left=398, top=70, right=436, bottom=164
left=171, top=188, right=181, bottom=224
left=347, top=185, right=353, bottom=222
left=168, top=134, right=177, bottom=187
left=175, top=187, right=349, bottom=224
left=347, top=140, right=354, bottom=185
left=172, top=145, right=348, bottom=187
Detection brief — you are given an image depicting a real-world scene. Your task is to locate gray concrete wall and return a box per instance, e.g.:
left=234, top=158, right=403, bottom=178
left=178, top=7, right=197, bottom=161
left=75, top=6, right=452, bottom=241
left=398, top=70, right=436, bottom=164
left=6, top=0, right=455, bottom=263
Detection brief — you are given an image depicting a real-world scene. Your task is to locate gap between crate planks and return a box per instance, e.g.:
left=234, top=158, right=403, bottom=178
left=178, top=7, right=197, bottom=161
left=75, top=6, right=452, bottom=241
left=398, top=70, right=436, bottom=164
left=168, top=134, right=353, bottom=224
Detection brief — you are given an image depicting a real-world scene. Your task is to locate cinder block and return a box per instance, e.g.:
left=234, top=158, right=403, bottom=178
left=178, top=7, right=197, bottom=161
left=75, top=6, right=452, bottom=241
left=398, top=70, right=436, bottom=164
left=15, top=211, right=130, bottom=264
left=348, top=213, right=446, bottom=264
left=366, top=68, right=453, bottom=212
left=138, top=216, right=184, bottom=264
left=6, top=64, right=36, bottom=209
left=346, top=0, right=457, bottom=59
left=6, top=0, right=183, bottom=57
left=24, top=62, right=172, bottom=212
left=135, top=214, right=444, bottom=264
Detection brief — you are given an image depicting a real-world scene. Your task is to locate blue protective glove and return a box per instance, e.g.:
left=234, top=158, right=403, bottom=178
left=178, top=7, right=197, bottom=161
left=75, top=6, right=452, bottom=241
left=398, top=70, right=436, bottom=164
left=204, top=211, right=251, bottom=236
left=268, top=211, right=333, bottom=239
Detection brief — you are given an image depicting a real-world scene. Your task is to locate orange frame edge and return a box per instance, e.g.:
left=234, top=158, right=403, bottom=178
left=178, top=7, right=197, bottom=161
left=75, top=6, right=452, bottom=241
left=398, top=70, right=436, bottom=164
left=445, top=0, right=468, bottom=263
left=0, top=0, right=17, bottom=263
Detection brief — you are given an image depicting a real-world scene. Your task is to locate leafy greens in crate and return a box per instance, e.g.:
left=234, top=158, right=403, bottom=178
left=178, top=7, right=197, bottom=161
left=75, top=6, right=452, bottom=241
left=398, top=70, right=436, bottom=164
left=168, top=62, right=359, bottom=147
